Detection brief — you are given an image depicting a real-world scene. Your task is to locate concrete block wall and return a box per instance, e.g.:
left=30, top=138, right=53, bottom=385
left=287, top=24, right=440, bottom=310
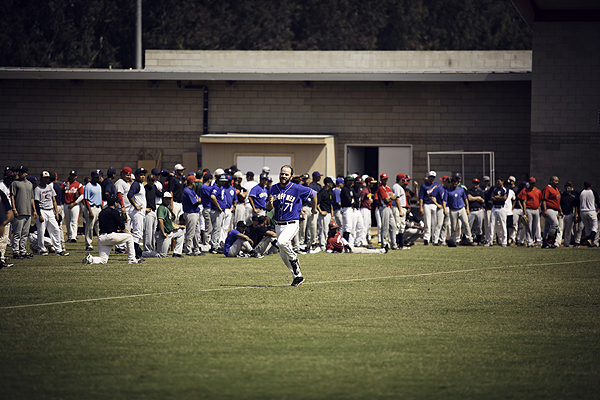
left=145, top=50, right=532, bottom=71
left=530, top=22, right=600, bottom=186
left=0, top=78, right=530, bottom=181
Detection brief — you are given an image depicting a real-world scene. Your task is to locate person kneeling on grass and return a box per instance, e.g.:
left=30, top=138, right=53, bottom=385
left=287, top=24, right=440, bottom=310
left=82, top=195, right=141, bottom=265
left=326, top=221, right=387, bottom=254
left=154, top=191, right=185, bottom=258
left=224, top=221, right=262, bottom=258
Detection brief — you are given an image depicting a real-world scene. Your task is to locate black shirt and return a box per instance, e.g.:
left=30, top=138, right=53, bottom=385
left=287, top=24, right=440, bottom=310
left=466, top=187, right=485, bottom=210
left=249, top=225, right=269, bottom=245
left=560, top=190, right=579, bottom=215
left=145, top=183, right=163, bottom=211
left=317, top=187, right=332, bottom=213
left=168, top=175, right=185, bottom=203
left=341, top=186, right=354, bottom=208
left=99, top=207, right=125, bottom=234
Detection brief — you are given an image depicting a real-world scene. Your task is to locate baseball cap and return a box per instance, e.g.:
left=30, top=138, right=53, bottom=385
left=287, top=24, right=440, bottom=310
left=91, top=170, right=101, bottom=178
left=41, top=171, right=50, bottom=178
left=203, top=172, right=213, bottom=181
left=507, top=175, right=516, bottom=183
left=345, top=175, right=355, bottom=181
left=336, top=177, right=344, bottom=184
left=262, top=166, right=270, bottom=173
left=121, top=167, right=132, bottom=174
left=3, top=169, right=14, bottom=178
left=219, top=175, right=229, bottom=182
left=163, top=191, right=173, bottom=198
left=160, top=168, right=170, bottom=176
left=472, top=178, right=480, bottom=183
left=361, top=174, right=369, bottom=182
left=69, top=170, right=77, bottom=176
left=18, top=166, right=28, bottom=173
left=312, top=171, right=322, bottom=177
left=428, top=171, right=436, bottom=177
left=329, top=221, right=340, bottom=230
left=107, top=167, right=117, bottom=176
left=174, top=164, right=185, bottom=171
left=233, top=171, right=243, bottom=179
left=186, top=175, right=198, bottom=184
left=151, top=168, right=160, bottom=175
left=26, top=176, right=37, bottom=184
left=214, top=168, right=225, bottom=176
left=300, top=174, right=310, bottom=181
left=440, top=175, right=449, bottom=182
left=354, top=178, right=363, bottom=184
left=396, top=173, right=406, bottom=181
left=454, top=173, right=462, bottom=179
left=147, top=174, right=157, bottom=181
left=483, top=176, right=490, bottom=181
left=259, top=173, right=269, bottom=180
left=134, top=167, right=147, bottom=176
left=380, top=173, right=388, bottom=180
left=368, top=177, right=377, bottom=184
left=529, top=177, right=536, bottom=183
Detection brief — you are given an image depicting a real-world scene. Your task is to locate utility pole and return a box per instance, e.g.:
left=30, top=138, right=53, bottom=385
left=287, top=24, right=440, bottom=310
left=135, top=0, right=142, bottom=69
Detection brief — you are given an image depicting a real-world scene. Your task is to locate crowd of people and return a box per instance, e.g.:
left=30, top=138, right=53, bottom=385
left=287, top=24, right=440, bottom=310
left=0, top=163, right=598, bottom=272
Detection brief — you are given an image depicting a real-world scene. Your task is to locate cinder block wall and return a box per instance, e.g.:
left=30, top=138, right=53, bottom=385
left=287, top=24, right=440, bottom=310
left=0, top=79, right=530, bottom=181
left=530, top=22, right=600, bottom=187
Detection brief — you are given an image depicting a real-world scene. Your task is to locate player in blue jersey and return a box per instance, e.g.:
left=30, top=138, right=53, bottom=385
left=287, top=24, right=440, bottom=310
left=267, top=165, right=317, bottom=287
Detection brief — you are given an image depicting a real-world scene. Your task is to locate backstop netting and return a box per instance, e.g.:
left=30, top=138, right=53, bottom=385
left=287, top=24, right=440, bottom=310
left=426, top=151, right=495, bottom=183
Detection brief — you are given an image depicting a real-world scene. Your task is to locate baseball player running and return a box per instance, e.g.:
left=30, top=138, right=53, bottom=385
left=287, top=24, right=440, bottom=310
left=266, top=165, right=317, bottom=287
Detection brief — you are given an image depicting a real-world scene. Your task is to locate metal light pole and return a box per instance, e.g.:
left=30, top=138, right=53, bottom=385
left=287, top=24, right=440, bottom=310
left=135, top=0, right=142, bottom=69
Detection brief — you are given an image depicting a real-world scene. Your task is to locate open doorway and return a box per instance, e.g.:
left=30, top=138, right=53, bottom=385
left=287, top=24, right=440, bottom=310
left=345, top=144, right=413, bottom=178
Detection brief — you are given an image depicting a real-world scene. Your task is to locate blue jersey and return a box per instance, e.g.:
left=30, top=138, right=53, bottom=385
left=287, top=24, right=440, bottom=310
left=223, top=229, right=241, bottom=255
left=249, top=184, right=268, bottom=209
left=431, top=185, right=448, bottom=205
left=332, top=187, right=341, bottom=210
left=419, top=182, right=439, bottom=205
left=269, top=182, right=316, bottom=222
left=182, top=186, right=200, bottom=213
left=223, top=186, right=236, bottom=208
left=210, top=185, right=226, bottom=210
left=200, top=183, right=212, bottom=208
left=446, top=186, right=467, bottom=210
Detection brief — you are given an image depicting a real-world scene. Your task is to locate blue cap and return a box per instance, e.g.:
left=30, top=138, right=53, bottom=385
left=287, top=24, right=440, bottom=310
left=336, top=177, right=344, bottom=184
left=26, top=175, right=37, bottom=184
left=312, top=171, right=322, bottom=177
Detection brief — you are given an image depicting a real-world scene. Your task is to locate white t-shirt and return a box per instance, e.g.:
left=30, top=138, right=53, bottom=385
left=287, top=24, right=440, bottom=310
left=392, top=183, right=406, bottom=208
left=504, top=189, right=516, bottom=216
left=579, top=189, right=597, bottom=212
left=114, top=178, right=132, bottom=208
left=34, top=184, right=56, bottom=210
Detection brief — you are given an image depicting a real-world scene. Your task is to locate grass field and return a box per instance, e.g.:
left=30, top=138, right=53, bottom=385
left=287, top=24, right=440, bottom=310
left=1, top=241, right=599, bottom=400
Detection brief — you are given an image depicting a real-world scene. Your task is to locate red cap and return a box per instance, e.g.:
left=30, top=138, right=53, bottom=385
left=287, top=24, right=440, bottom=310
left=396, top=173, right=406, bottom=181
left=529, top=177, right=536, bottom=183
left=121, top=167, right=132, bottom=174
left=472, top=178, right=480, bottom=183
left=441, top=175, right=449, bottom=182
left=329, top=221, right=339, bottom=230
left=380, top=173, right=388, bottom=180
left=186, top=175, right=198, bottom=184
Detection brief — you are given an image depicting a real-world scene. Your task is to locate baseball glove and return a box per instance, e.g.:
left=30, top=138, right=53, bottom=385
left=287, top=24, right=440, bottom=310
left=519, top=213, right=529, bottom=225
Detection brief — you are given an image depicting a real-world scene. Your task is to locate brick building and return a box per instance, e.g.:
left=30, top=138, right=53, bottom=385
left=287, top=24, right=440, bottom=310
left=1, top=0, right=599, bottom=187
left=0, top=50, right=532, bottom=183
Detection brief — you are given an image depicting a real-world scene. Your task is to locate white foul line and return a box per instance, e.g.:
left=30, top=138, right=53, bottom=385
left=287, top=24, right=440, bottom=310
left=1, top=259, right=597, bottom=310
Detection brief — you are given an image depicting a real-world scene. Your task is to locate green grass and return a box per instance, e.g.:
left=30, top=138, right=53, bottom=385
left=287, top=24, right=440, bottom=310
left=1, top=241, right=599, bottom=400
